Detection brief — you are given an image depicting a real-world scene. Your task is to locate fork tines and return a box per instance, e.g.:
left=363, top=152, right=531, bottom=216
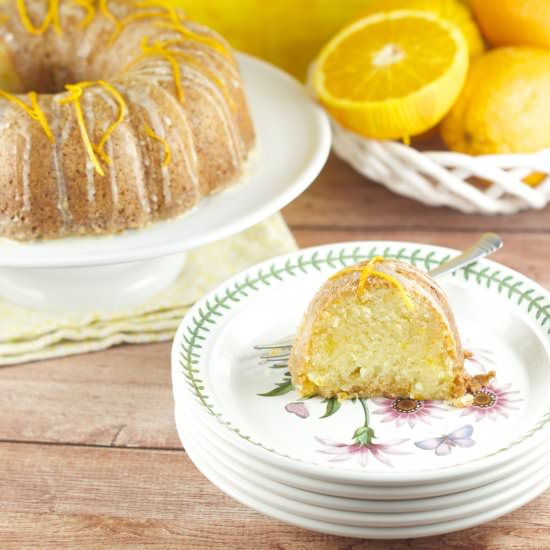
left=259, top=352, right=291, bottom=361
left=254, top=343, right=293, bottom=350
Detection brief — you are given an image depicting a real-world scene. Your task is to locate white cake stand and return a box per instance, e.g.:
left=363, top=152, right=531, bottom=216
left=0, top=54, right=331, bottom=312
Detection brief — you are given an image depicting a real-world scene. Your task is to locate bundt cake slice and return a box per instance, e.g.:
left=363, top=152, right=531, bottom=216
left=288, top=257, right=494, bottom=401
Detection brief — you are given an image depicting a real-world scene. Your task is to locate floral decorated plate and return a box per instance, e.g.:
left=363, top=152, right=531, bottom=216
left=172, top=241, right=550, bottom=484
left=175, top=407, right=550, bottom=538
left=175, top=400, right=550, bottom=502
left=176, top=402, right=550, bottom=514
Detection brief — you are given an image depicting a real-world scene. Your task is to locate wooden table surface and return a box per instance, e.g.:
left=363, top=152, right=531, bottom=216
left=2, top=155, right=549, bottom=549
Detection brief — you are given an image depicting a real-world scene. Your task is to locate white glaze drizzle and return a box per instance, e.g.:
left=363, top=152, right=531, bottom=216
left=155, top=84, right=199, bottom=190
left=132, top=83, right=200, bottom=198
left=131, top=61, right=243, bottom=167
left=133, top=90, right=172, bottom=204
left=181, top=65, right=244, bottom=166
left=82, top=90, right=97, bottom=208
left=120, top=123, right=152, bottom=216
left=20, top=118, right=31, bottom=213
left=51, top=100, right=71, bottom=228
left=106, top=138, right=119, bottom=222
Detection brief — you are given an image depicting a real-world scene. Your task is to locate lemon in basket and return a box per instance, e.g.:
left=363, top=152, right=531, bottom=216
left=168, top=0, right=368, bottom=79
left=358, top=0, right=484, bottom=58
left=470, top=0, right=550, bottom=50
left=440, top=47, right=550, bottom=155
left=312, top=10, right=469, bottom=141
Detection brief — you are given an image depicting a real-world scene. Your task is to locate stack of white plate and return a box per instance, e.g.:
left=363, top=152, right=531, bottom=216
left=171, top=241, right=550, bottom=539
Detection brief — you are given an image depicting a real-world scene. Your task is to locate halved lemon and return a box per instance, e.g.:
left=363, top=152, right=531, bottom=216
left=312, top=10, right=469, bottom=140
left=357, top=0, right=484, bottom=59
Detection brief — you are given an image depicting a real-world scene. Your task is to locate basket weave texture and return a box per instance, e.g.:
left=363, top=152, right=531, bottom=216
left=330, top=119, right=550, bottom=215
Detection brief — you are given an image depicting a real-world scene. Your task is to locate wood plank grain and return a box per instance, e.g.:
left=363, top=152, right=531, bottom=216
left=282, top=155, right=550, bottom=232
left=1, top=229, right=548, bottom=450
left=0, top=344, right=180, bottom=449
left=3, top=152, right=550, bottom=549
left=0, top=443, right=548, bottom=549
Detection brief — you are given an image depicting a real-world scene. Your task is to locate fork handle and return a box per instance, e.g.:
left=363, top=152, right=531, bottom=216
left=428, top=233, right=503, bottom=279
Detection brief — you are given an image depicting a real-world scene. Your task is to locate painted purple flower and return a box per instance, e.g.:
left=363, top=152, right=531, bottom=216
left=460, top=380, right=521, bottom=421
left=371, top=397, right=446, bottom=428
left=285, top=402, right=309, bottom=419
left=315, top=436, right=410, bottom=467
left=464, top=345, right=495, bottom=373
left=415, top=425, right=475, bottom=456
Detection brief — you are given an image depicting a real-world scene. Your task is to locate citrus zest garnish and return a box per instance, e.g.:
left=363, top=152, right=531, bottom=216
left=17, top=0, right=61, bottom=35
left=72, top=0, right=95, bottom=28
left=155, top=41, right=235, bottom=109
left=0, top=90, right=54, bottom=142
left=95, top=80, right=127, bottom=164
left=28, top=92, right=54, bottom=142
left=331, top=256, right=414, bottom=310
left=135, top=0, right=229, bottom=57
left=58, top=82, right=104, bottom=176
left=108, top=10, right=168, bottom=45
left=154, top=20, right=229, bottom=57
left=144, top=124, right=171, bottom=167
left=125, top=37, right=185, bottom=103
left=99, top=0, right=117, bottom=25
left=57, top=80, right=128, bottom=176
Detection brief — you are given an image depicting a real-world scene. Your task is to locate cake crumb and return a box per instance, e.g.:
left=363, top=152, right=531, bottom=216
left=446, top=394, right=474, bottom=408
left=466, top=371, right=496, bottom=393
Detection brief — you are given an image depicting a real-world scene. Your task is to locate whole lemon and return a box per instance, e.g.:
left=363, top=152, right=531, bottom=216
left=170, top=0, right=368, bottom=80
left=359, top=0, right=484, bottom=58
left=440, top=47, right=550, bottom=154
left=470, top=0, right=550, bottom=49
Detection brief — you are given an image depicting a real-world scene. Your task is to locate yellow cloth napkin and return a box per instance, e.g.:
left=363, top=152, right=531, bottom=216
left=0, top=214, right=296, bottom=365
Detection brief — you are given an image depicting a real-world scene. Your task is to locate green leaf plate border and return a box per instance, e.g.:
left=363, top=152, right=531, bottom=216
left=175, top=241, right=550, bottom=474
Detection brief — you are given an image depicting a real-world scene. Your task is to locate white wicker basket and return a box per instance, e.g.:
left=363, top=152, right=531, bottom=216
left=329, top=118, right=550, bottom=215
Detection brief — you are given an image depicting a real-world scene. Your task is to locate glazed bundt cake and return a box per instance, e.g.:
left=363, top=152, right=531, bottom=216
left=0, top=0, right=255, bottom=241
left=288, top=257, right=494, bottom=401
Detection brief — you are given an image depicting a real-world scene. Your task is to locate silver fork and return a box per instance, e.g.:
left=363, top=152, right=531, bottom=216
left=254, top=233, right=503, bottom=361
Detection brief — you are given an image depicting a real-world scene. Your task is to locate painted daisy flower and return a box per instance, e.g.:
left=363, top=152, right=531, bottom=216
left=464, top=345, right=496, bottom=373
left=315, top=436, right=410, bottom=467
left=461, top=381, right=522, bottom=422
left=315, top=399, right=411, bottom=467
left=371, top=397, right=446, bottom=428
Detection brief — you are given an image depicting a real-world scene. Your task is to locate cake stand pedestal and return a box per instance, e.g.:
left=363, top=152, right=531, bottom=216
left=0, top=254, right=186, bottom=312
left=0, top=54, right=331, bottom=313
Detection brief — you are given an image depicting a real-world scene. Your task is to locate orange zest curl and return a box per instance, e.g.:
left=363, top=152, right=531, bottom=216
left=144, top=124, right=171, bottom=167
left=0, top=90, right=54, bottom=142
left=125, top=36, right=234, bottom=106
left=57, top=82, right=103, bottom=175
left=154, top=20, right=229, bottom=58
left=72, top=0, right=96, bottom=28
left=143, top=0, right=229, bottom=57
left=99, top=0, right=117, bottom=25
left=57, top=80, right=128, bottom=176
left=331, top=257, right=414, bottom=310
left=17, top=0, right=61, bottom=35
left=124, top=36, right=185, bottom=103
left=154, top=42, right=235, bottom=110
left=108, top=10, right=168, bottom=45
left=95, top=80, right=127, bottom=165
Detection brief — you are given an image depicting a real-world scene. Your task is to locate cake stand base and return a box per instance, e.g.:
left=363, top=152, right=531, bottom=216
left=0, top=254, right=186, bottom=313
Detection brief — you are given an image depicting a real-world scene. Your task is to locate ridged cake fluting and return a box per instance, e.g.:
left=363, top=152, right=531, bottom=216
left=0, top=0, right=255, bottom=240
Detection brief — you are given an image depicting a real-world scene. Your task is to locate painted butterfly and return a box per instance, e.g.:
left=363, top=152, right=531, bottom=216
left=415, top=424, right=475, bottom=456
